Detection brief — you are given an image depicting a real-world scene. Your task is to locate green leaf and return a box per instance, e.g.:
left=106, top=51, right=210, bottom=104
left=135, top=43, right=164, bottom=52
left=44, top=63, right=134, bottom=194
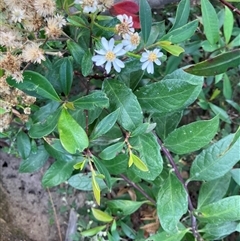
left=170, top=0, right=190, bottom=31
left=120, top=222, right=136, bottom=239
left=29, top=107, right=61, bottom=138
left=90, top=108, right=120, bottom=140
left=103, top=79, right=143, bottom=131
left=99, top=142, right=125, bottom=160
left=223, top=74, right=232, bottom=99
left=73, top=91, right=109, bottom=110
left=67, top=40, right=85, bottom=65
left=81, top=225, right=106, bottom=237
left=44, top=138, right=74, bottom=162
left=153, top=112, right=182, bottom=140
left=130, top=122, right=156, bottom=137
left=81, top=49, right=93, bottom=77
left=203, top=222, right=239, bottom=240
left=184, top=49, right=240, bottom=76
left=91, top=208, right=113, bottom=222
left=0, top=107, right=6, bottom=115
left=68, top=172, right=114, bottom=191
left=130, top=133, right=163, bottom=180
left=42, top=159, right=76, bottom=187
left=136, top=69, right=203, bottom=113
left=201, top=0, right=220, bottom=44
left=209, top=103, right=231, bottom=123
left=67, top=15, right=87, bottom=28
left=107, top=200, right=147, bottom=216
left=189, top=134, right=240, bottom=181
left=164, top=116, right=219, bottom=154
left=161, top=20, right=198, bottom=44
left=101, top=154, right=128, bottom=175
left=231, top=169, right=240, bottom=185
left=157, top=173, right=188, bottom=233
left=224, top=6, right=234, bottom=44
left=197, top=196, right=240, bottom=223
left=139, top=0, right=152, bottom=43
left=17, top=131, right=31, bottom=159
left=146, top=228, right=189, bottom=241
left=130, top=153, right=148, bottom=172
left=92, top=174, right=101, bottom=205
left=197, top=173, right=231, bottom=209
left=93, top=157, right=112, bottom=190
left=19, top=145, right=49, bottom=173
left=6, top=71, right=60, bottom=101
left=59, top=57, right=73, bottom=96
left=229, top=34, right=240, bottom=47
left=158, top=41, right=184, bottom=56
left=58, top=108, right=89, bottom=154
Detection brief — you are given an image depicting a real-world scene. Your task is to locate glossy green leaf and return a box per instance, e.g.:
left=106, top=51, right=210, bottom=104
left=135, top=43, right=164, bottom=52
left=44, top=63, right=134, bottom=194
left=157, top=173, right=188, bottom=233
left=139, top=0, right=152, bottom=43
left=81, top=49, right=93, bottom=77
left=73, top=91, right=109, bottom=110
left=146, top=228, right=189, bottom=241
left=170, top=0, right=190, bottom=31
left=91, top=208, right=113, bottom=222
left=130, top=122, right=156, bottom=137
left=99, top=142, right=125, bottom=160
left=136, top=69, right=203, bottom=113
left=81, top=225, right=106, bottom=237
left=42, top=159, right=76, bottom=187
left=164, top=116, right=219, bottom=154
left=203, top=222, right=239, bottom=240
left=107, top=200, right=147, bottom=216
left=68, top=172, right=106, bottom=191
left=197, top=173, right=231, bottom=209
left=227, top=126, right=240, bottom=150
left=161, top=20, right=198, bottom=44
left=101, top=154, right=128, bottom=175
left=92, top=174, right=101, bottom=205
left=190, top=134, right=240, bottom=181
left=130, top=152, right=148, bottom=172
left=209, top=103, right=231, bottom=123
left=231, top=169, right=240, bottom=185
left=197, top=196, right=240, bottom=223
left=67, top=40, right=85, bottom=65
left=59, top=58, right=73, bottom=96
left=184, top=49, right=240, bottom=76
left=223, top=74, right=232, bottom=99
left=201, top=0, right=219, bottom=44
left=6, top=71, right=60, bottom=101
left=67, top=15, right=86, bottom=28
left=103, top=79, right=143, bottom=131
left=153, top=112, right=182, bottom=140
left=58, top=108, right=89, bottom=154
left=224, top=6, right=234, bottom=44
left=229, top=34, right=240, bottom=47
left=130, top=133, right=162, bottom=180
left=120, top=222, right=136, bottom=239
left=93, top=157, right=112, bottom=190
left=90, top=108, right=120, bottom=140
left=158, top=41, right=184, bottom=56
left=17, top=131, right=31, bottom=159
left=19, top=145, right=49, bottom=173
left=44, top=138, right=75, bottom=162
left=29, top=107, right=61, bottom=138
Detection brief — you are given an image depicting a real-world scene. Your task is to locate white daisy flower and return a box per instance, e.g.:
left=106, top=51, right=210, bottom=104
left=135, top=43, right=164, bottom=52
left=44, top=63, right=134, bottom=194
left=74, top=0, right=98, bottom=13
left=92, top=37, right=126, bottom=74
left=10, top=9, right=26, bottom=23
left=122, top=32, right=140, bottom=51
left=140, top=49, right=163, bottom=74
left=116, top=14, right=134, bottom=38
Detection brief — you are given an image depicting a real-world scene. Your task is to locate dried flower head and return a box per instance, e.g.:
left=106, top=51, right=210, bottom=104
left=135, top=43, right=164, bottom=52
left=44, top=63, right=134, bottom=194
left=45, top=17, right=62, bottom=38
left=10, top=8, right=26, bottom=23
left=74, top=0, right=98, bottom=13
left=22, top=42, right=46, bottom=64
left=33, top=0, right=56, bottom=17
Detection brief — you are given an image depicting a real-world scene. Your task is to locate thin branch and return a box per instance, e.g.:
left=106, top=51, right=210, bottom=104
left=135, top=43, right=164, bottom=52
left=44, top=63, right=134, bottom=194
left=154, top=133, right=203, bottom=241
left=219, top=0, right=240, bottom=15
left=119, top=174, right=156, bottom=205
left=47, top=187, right=63, bottom=241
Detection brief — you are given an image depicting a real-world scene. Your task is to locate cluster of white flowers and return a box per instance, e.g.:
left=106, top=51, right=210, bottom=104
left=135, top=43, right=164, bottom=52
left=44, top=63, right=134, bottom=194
left=74, top=0, right=114, bottom=13
left=92, top=14, right=164, bottom=74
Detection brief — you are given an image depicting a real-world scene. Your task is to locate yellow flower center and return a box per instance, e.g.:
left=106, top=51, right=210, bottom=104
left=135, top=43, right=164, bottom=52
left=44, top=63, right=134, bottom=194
left=148, top=52, right=157, bottom=62
left=105, top=51, right=116, bottom=61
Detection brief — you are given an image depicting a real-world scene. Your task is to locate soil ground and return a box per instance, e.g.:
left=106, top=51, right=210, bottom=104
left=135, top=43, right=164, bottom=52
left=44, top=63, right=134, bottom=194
left=0, top=151, right=85, bottom=241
